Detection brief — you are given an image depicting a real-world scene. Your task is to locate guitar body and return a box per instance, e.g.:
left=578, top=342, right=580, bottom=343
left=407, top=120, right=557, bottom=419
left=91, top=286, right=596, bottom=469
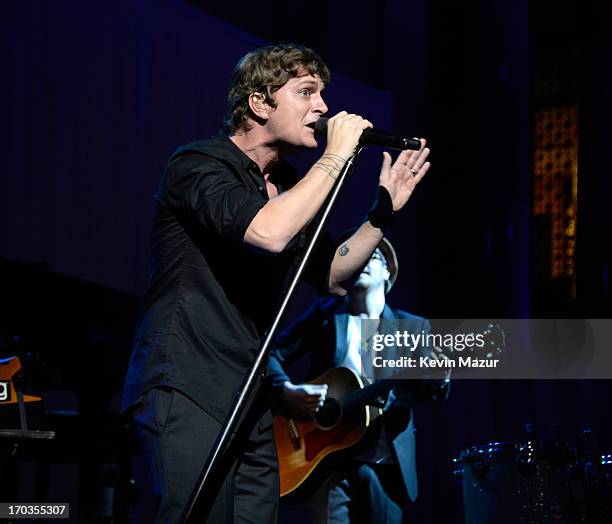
left=274, top=323, right=505, bottom=497
left=274, top=367, right=374, bottom=497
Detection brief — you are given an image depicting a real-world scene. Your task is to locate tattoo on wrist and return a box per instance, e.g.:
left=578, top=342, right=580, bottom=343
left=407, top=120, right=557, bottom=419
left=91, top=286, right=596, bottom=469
left=313, top=154, right=347, bottom=182
left=322, top=153, right=347, bottom=165
left=314, top=162, right=338, bottom=181
left=339, top=244, right=350, bottom=256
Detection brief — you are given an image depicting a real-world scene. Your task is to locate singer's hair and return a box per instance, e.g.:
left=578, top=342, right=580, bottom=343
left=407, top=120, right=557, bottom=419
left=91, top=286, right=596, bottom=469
left=223, top=44, right=330, bottom=134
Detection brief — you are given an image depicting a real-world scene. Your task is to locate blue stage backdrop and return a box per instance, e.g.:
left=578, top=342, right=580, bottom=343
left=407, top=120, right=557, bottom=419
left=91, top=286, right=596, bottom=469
left=3, top=1, right=612, bottom=522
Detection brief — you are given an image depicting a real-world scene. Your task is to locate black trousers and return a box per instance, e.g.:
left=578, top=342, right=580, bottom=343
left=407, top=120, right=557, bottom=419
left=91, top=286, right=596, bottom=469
left=307, top=463, right=410, bottom=524
left=132, top=386, right=279, bottom=523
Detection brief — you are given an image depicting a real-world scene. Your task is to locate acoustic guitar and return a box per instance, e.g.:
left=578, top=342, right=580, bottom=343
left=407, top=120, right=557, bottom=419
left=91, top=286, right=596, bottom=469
left=274, top=323, right=505, bottom=496
left=275, top=366, right=400, bottom=496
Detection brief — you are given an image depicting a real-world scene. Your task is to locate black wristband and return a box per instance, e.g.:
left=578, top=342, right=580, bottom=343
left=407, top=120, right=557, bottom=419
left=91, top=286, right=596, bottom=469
left=368, top=186, right=394, bottom=230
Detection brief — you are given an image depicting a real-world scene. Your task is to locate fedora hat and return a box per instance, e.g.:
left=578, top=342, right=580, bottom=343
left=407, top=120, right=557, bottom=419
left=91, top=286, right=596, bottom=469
left=336, top=230, right=399, bottom=293
left=377, top=236, right=398, bottom=292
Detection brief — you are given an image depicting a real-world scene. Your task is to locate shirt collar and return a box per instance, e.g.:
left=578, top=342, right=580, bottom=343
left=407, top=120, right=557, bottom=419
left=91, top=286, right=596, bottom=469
left=216, top=132, right=261, bottom=176
left=219, top=132, right=297, bottom=189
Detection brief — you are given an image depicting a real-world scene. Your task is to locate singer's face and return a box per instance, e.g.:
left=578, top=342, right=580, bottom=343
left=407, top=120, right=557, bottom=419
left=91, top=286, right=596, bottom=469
left=266, top=73, right=328, bottom=149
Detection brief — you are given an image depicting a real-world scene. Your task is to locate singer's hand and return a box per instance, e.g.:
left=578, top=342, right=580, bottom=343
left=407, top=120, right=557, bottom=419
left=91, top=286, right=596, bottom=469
left=323, top=111, right=373, bottom=160
left=379, top=139, right=430, bottom=211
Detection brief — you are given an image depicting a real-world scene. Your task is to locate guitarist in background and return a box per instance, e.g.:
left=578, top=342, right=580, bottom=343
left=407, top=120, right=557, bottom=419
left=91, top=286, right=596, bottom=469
left=269, top=238, right=450, bottom=523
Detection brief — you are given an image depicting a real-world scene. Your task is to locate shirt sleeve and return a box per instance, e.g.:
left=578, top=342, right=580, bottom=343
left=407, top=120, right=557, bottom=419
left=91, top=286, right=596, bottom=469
left=399, top=317, right=451, bottom=402
left=159, top=152, right=266, bottom=243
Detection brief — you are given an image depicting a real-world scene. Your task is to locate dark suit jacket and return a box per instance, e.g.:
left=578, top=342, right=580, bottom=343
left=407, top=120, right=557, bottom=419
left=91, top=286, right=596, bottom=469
left=268, top=296, right=449, bottom=502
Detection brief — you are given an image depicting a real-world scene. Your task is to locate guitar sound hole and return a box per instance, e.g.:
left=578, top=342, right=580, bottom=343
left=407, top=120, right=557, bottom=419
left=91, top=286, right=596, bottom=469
left=315, top=398, right=341, bottom=429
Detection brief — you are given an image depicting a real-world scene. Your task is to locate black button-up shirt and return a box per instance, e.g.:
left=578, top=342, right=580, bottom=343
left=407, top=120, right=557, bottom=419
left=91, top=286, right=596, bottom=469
left=122, top=134, right=335, bottom=423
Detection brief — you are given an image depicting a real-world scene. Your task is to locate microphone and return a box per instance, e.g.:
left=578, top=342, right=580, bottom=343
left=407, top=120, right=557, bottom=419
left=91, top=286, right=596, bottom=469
left=314, top=117, right=421, bottom=151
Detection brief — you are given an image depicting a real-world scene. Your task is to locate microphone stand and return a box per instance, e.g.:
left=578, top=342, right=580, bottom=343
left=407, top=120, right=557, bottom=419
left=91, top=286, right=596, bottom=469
left=182, top=146, right=364, bottom=523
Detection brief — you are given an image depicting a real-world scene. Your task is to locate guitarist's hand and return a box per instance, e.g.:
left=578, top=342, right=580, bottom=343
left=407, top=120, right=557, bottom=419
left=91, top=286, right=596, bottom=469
left=282, top=381, right=328, bottom=419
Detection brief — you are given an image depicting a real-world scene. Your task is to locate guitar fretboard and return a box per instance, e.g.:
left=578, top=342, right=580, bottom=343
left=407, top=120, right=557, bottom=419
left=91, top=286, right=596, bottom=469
left=340, top=379, right=402, bottom=413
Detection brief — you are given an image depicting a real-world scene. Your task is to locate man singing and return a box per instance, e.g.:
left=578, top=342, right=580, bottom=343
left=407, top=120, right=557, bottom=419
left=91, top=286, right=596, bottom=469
left=122, top=43, right=431, bottom=523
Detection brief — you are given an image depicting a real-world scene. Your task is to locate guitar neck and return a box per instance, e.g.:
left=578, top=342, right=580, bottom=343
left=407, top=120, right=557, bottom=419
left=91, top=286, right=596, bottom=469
left=342, top=323, right=505, bottom=413
left=342, top=379, right=400, bottom=413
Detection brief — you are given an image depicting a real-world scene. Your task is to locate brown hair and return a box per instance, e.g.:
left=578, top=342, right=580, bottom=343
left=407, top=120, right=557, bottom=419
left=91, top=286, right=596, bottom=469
left=223, top=44, right=331, bottom=134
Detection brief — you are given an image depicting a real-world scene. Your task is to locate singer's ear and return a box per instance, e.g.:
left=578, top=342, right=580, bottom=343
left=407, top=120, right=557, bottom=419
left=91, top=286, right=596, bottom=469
left=248, top=92, right=270, bottom=121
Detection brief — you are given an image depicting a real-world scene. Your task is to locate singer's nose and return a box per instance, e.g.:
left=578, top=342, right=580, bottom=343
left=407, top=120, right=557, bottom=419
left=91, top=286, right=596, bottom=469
left=313, top=94, right=328, bottom=115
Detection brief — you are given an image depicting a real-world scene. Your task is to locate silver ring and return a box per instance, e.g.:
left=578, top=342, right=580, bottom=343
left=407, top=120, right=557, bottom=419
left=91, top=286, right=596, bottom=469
left=409, top=168, right=418, bottom=175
